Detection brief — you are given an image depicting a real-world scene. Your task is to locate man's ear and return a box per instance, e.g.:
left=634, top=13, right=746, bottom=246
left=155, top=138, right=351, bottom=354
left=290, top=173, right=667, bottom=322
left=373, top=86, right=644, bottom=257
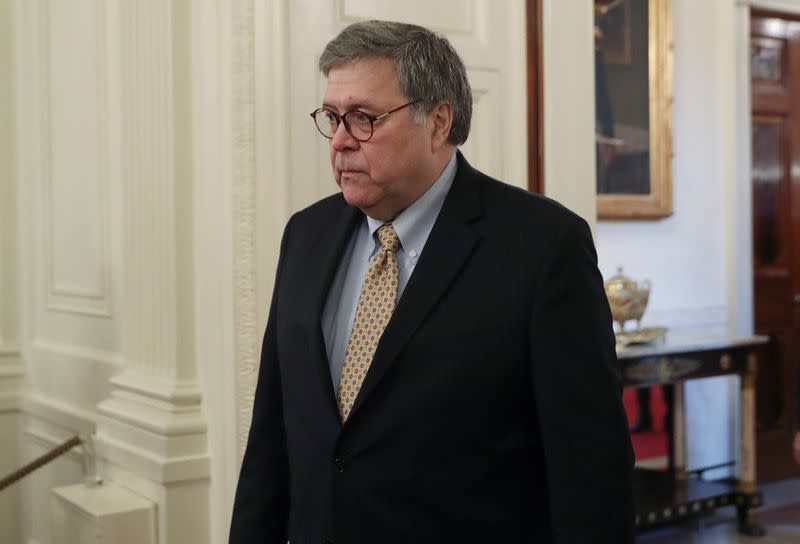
left=429, top=101, right=453, bottom=151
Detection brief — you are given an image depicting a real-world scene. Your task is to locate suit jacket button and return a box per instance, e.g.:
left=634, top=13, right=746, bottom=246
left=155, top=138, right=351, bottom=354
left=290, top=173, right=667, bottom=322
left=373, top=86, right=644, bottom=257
left=334, top=458, right=346, bottom=473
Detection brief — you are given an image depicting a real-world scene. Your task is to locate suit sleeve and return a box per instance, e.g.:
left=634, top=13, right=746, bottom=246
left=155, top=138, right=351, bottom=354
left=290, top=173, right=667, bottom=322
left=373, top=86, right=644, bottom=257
left=528, top=216, right=635, bottom=543
left=229, top=216, right=294, bottom=544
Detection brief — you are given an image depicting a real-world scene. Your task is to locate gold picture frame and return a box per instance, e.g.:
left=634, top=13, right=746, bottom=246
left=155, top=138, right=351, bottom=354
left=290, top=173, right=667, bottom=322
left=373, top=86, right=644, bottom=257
left=595, top=0, right=673, bottom=220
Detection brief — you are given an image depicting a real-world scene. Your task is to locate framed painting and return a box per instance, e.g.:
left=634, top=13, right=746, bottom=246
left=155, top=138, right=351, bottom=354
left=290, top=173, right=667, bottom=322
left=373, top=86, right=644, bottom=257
left=526, top=0, right=544, bottom=194
left=594, top=0, right=673, bottom=219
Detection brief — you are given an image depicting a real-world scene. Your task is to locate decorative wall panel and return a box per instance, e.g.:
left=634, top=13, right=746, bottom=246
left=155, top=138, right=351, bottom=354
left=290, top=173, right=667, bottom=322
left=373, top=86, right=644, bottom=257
left=339, top=0, right=479, bottom=35
left=460, top=69, right=502, bottom=180
left=42, top=0, right=112, bottom=318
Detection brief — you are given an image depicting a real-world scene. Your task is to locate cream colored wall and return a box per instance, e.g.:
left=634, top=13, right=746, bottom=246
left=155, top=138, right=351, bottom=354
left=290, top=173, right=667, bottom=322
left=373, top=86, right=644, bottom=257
left=0, top=0, right=23, bottom=542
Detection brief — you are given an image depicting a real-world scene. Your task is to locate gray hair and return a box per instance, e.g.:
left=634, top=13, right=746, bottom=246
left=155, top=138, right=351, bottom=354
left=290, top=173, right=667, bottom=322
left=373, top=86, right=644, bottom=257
left=319, top=20, right=472, bottom=146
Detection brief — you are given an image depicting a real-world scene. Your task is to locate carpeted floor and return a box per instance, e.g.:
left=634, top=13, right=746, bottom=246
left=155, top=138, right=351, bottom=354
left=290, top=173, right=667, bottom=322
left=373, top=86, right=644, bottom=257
left=759, top=501, right=800, bottom=526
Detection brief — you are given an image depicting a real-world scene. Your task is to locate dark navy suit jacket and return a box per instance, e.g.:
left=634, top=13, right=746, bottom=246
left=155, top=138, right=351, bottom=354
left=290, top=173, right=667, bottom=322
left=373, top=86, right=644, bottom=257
left=230, top=152, right=635, bottom=543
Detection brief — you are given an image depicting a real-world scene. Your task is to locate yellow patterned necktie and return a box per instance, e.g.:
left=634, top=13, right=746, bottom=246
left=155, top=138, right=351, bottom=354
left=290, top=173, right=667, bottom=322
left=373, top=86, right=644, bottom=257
left=337, top=224, right=401, bottom=421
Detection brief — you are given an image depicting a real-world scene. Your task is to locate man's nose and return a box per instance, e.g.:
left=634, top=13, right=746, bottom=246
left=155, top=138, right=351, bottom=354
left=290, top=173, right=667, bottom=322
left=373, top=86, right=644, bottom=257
left=330, top=120, right=359, bottom=151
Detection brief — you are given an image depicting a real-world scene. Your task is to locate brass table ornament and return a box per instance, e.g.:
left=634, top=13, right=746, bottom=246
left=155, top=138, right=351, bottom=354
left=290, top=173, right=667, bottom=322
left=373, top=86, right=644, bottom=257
left=615, top=326, right=668, bottom=347
left=604, top=267, right=667, bottom=346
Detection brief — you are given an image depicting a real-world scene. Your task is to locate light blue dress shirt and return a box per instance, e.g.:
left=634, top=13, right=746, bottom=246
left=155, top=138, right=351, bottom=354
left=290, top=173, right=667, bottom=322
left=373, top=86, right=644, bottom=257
left=322, top=152, right=458, bottom=388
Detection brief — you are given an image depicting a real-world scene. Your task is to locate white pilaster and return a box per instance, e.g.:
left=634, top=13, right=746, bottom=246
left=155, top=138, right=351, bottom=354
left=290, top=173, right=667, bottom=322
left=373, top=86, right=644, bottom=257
left=95, top=0, right=209, bottom=542
left=189, top=0, right=294, bottom=539
left=190, top=0, right=238, bottom=540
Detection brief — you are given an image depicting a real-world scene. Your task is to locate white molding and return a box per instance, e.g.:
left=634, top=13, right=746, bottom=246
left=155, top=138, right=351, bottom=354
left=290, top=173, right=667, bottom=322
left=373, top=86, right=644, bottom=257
left=31, top=339, right=121, bottom=368
left=23, top=392, right=97, bottom=434
left=97, top=369, right=208, bottom=473
left=99, top=391, right=206, bottom=436
left=242, top=0, right=295, bottom=461
left=95, top=422, right=210, bottom=484
left=234, top=0, right=262, bottom=462
left=191, top=0, right=239, bottom=541
left=739, top=0, right=800, bottom=13
left=108, top=369, right=201, bottom=406
left=334, top=0, right=482, bottom=37
left=232, top=0, right=261, bottom=461
left=39, top=0, right=113, bottom=319
left=97, top=394, right=207, bottom=457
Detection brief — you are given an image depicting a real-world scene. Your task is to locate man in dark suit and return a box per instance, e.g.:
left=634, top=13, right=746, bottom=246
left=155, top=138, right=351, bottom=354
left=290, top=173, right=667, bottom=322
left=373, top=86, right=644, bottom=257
left=230, top=20, right=634, bottom=544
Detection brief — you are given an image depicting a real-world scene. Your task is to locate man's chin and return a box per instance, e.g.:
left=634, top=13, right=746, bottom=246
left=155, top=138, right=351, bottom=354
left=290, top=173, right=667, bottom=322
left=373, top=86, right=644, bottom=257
left=341, top=188, right=372, bottom=210
left=342, top=190, right=391, bottom=218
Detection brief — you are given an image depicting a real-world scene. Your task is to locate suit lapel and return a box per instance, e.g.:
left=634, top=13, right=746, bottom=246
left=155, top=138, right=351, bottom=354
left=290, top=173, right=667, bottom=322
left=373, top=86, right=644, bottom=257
left=301, top=199, right=361, bottom=421
left=346, top=152, right=483, bottom=422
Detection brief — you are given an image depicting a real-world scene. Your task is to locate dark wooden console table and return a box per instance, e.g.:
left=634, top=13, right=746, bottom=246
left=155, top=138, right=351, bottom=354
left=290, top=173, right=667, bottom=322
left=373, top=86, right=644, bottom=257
left=617, top=333, right=769, bottom=535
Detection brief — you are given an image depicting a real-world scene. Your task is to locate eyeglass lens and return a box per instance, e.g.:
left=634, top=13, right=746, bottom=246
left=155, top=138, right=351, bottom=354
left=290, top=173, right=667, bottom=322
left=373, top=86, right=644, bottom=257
left=314, top=109, right=374, bottom=141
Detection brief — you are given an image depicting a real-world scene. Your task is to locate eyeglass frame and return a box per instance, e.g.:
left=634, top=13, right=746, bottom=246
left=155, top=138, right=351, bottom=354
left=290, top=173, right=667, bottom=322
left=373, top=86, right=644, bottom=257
left=309, top=100, right=420, bottom=142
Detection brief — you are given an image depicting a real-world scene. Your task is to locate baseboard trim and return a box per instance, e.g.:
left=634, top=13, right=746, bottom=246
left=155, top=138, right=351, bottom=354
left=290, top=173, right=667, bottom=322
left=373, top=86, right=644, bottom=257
left=95, top=429, right=210, bottom=484
left=31, top=339, right=121, bottom=369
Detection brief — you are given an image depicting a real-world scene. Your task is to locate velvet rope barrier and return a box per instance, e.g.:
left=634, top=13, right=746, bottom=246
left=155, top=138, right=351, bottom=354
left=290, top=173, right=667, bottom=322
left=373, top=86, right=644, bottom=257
left=0, top=435, right=82, bottom=492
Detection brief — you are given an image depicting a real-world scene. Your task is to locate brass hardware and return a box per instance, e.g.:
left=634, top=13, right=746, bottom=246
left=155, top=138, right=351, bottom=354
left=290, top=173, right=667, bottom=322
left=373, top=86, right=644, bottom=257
left=720, top=353, right=731, bottom=371
left=747, top=352, right=758, bottom=375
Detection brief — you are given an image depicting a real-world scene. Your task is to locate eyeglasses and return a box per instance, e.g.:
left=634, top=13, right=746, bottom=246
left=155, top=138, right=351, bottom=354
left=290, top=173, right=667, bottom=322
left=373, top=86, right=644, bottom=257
left=310, top=101, right=418, bottom=142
